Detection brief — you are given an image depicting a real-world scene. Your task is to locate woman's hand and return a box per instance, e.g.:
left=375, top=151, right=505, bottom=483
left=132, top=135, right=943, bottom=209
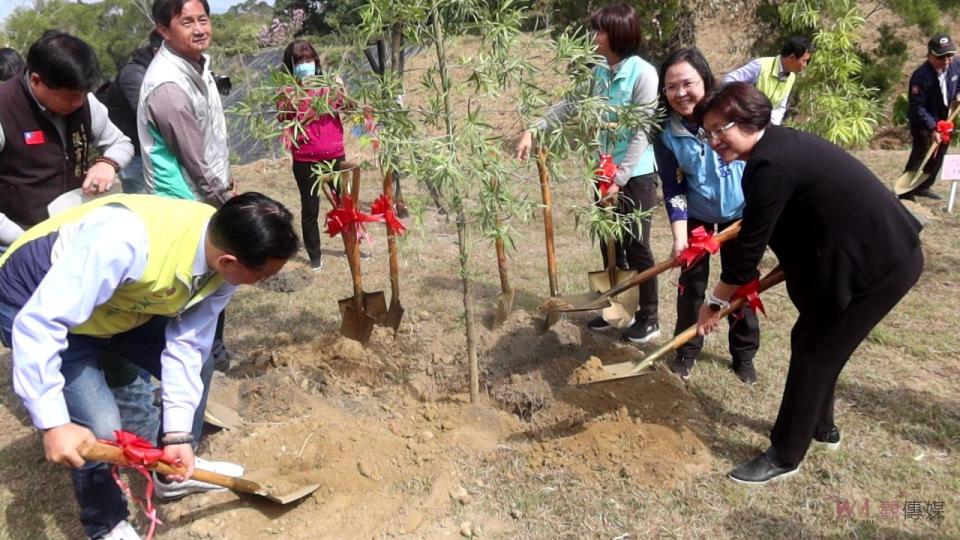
left=514, top=130, right=534, bottom=160
left=671, top=236, right=689, bottom=260
left=162, top=437, right=196, bottom=482
left=696, top=302, right=721, bottom=336
left=599, top=183, right=620, bottom=206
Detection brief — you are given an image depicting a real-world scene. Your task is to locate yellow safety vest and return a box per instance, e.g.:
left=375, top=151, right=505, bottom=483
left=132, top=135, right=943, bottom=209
left=0, top=194, right=223, bottom=337
left=755, top=56, right=795, bottom=108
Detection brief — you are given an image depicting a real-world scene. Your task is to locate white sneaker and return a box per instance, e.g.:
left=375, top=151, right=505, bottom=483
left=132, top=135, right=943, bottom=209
left=100, top=520, right=141, bottom=540
left=153, top=457, right=245, bottom=500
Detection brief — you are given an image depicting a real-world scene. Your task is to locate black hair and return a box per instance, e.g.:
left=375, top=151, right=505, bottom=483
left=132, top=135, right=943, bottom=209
left=208, top=192, right=299, bottom=269
left=658, top=47, right=716, bottom=115
left=149, top=29, right=164, bottom=49
left=282, top=39, right=321, bottom=75
left=781, top=36, right=812, bottom=59
left=588, top=3, right=641, bottom=60
left=0, top=48, right=25, bottom=82
left=26, top=32, right=101, bottom=92
left=152, top=0, right=211, bottom=28
left=694, top=82, right=772, bottom=133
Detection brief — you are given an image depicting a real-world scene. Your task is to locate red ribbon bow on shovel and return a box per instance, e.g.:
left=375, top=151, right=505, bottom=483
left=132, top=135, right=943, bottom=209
left=325, top=193, right=384, bottom=242
left=936, top=120, right=954, bottom=145
left=595, top=154, right=618, bottom=198
left=677, top=226, right=721, bottom=269
left=102, top=430, right=180, bottom=540
left=371, top=194, right=407, bottom=236
left=732, top=278, right=766, bottom=316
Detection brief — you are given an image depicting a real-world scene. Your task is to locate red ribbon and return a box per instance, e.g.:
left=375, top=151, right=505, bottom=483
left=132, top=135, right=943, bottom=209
left=677, top=226, right=721, bottom=269
left=371, top=194, right=407, bottom=236
left=363, top=110, right=381, bottom=150
left=936, top=120, right=954, bottom=144
left=732, top=278, right=766, bottom=316
left=325, top=194, right=384, bottom=242
left=595, top=154, right=617, bottom=197
left=102, top=430, right=179, bottom=540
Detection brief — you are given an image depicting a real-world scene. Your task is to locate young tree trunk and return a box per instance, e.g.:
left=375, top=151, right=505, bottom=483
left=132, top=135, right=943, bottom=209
left=431, top=0, right=480, bottom=404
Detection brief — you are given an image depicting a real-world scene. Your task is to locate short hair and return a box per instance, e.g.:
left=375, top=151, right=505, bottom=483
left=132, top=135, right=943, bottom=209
left=658, top=47, right=716, bottom=113
left=0, top=48, right=25, bottom=82
left=282, top=39, right=320, bottom=74
left=589, top=3, right=641, bottom=60
left=152, top=0, right=210, bottom=28
left=695, top=82, right=772, bottom=132
left=781, top=36, right=813, bottom=58
left=26, top=32, right=101, bottom=92
left=148, top=29, right=164, bottom=49
left=208, top=192, right=299, bottom=269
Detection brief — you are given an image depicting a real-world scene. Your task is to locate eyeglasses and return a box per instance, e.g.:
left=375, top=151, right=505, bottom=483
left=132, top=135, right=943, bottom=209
left=700, top=121, right=736, bottom=142
left=664, top=79, right=702, bottom=96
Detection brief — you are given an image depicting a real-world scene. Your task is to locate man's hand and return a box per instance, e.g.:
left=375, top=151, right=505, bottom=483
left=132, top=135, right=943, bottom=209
left=162, top=438, right=196, bottom=482
left=514, top=130, right=534, bottom=160
left=696, top=302, right=721, bottom=336
left=42, top=423, right=97, bottom=468
left=82, top=162, right=117, bottom=195
left=933, top=129, right=943, bottom=145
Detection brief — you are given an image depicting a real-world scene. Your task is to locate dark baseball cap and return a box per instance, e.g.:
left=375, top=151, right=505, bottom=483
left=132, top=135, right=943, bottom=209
left=928, top=33, right=957, bottom=56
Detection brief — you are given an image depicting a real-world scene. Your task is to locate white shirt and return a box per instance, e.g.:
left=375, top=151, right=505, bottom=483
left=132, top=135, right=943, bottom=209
left=10, top=205, right=236, bottom=433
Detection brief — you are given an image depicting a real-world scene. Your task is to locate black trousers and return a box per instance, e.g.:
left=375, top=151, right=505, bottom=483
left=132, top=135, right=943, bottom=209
left=599, top=173, right=659, bottom=323
left=675, top=217, right=759, bottom=362
left=292, top=158, right=343, bottom=263
left=903, top=125, right=947, bottom=195
left=771, top=245, right=924, bottom=466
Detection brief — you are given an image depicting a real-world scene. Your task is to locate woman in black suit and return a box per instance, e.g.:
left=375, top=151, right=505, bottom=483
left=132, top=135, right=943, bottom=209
left=694, top=82, right=924, bottom=484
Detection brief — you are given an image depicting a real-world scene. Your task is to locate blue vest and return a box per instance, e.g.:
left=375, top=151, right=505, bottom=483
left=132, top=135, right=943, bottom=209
left=593, top=56, right=657, bottom=176
left=660, top=113, right=746, bottom=223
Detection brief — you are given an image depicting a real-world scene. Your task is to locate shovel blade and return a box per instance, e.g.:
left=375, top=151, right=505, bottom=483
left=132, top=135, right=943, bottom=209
left=541, top=292, right=612, bottom=313
left=588, top=269, right=612, bottom=293
left=203, top=398, right=242, bottom=430
left=385, top=297, right=404, bottom=333
left=894, top=170, right=928, bottom=195
left=364, top=291, right=388, bottom=321
left=338, top=297, right=377, bottom=344
left=241, top=469, right=321, bottom=504
left=493, top=288, right=515, bottom=328
left=569, top=357, right=656, bottom=385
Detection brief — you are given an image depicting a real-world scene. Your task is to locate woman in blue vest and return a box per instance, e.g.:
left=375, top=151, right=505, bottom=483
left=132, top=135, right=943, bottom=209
left=654, top=48, right=760, bottom=383
left=516, top=3, right=661, bottom=343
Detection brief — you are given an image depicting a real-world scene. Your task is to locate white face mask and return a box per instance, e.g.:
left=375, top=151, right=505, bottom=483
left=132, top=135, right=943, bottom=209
left=293, top=62, right=315, bottom=79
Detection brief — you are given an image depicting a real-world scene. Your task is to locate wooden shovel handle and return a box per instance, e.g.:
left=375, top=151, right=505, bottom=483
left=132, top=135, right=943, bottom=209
left=339, top=163, right=364, bottom=302
left=495, top=229, right=510, bottom=294
left=78, top=441, right=263, bottom=494
left=383, top=170, right=401, bottom=297
left=642, top=266, right=785, bottom=366
left=536, top=149, right=559, bottom=297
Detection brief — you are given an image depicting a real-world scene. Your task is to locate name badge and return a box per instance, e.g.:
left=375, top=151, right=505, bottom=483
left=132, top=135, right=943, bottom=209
left=23, top=131, right=46, bottom=145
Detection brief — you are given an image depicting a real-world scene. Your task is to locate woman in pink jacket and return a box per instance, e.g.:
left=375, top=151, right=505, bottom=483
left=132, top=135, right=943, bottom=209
left=278, top=39, right=347, bottom=271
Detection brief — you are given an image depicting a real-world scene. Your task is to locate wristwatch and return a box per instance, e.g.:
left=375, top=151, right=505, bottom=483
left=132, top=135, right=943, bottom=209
left=706, top=291, right=730, bottom=312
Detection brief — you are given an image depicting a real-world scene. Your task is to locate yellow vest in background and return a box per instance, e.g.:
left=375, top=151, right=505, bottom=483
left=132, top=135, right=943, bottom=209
left=755, top=56, right=796, bottom=107
left=0, top=194, right=223, bottom=337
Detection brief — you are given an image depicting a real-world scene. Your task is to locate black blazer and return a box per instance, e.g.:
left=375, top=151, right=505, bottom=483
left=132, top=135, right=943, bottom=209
left=721, top=126, right=923, bottom=313
left=907, top=61, right=960, bottom=131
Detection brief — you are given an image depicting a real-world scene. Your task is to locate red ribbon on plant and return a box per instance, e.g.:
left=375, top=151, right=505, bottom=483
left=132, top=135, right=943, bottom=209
left=363, top=109, right=381, bottom=150
left=595, top=154, right=617, bottom=197
left=936, top=120, right=954, bottom=144
left=677, top=226, right=721, bottom=269
left=102, top=430, right=178, bottom=540
left=732, top=278, right=766, bottom=316
left=371, top=194, right=407, bottom=236
left=325, top=193, right=384, bottom=242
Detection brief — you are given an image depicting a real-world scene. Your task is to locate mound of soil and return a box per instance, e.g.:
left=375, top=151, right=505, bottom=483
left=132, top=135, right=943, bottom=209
left=258, top=267, right=315, bottom=293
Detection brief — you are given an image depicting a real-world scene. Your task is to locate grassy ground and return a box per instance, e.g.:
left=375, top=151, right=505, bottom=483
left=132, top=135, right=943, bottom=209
left=0, top=146, right=957, bottom=539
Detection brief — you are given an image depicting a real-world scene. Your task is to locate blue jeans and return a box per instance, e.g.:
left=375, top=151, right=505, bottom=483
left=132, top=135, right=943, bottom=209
left=0, top=304, right=213, bottom=538
left=119, top=155, right=147, bottom=194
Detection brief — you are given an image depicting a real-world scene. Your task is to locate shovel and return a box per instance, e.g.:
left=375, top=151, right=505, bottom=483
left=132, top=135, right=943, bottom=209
left=492, top=179, right=515, bottom=328
left=588, top=238, right=638, bottom=329
left=328, top=165, right=386, bottom=345
left=79, top=441, right=319, bottom=504
left=545, top=221, right=741, bottom=314
left=894, top=105, right=960, bottom=195
left=537, top=149, right=561, bottom=330
left=570, top=266, right=784, bottom=385
left=381, top=169, right=405, bottom=333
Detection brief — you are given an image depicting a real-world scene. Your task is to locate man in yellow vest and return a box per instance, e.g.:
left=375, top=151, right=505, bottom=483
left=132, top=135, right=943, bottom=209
left=0, top=192, right=298, bottom=540
left=723, top=37, right=813, bottom=125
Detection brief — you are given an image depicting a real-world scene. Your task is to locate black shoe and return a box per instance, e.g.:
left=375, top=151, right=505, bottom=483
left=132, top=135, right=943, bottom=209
left=668, top=355, right=694, bottom=380
left=622, top=320, right=660, bottom=344
left=915, top=188, right=942, bottom=200
left=731, top=359, right=757, bottom=385
left=728, top=450, right=799, bottom=485
left=587, top=316, right=613, bottom=331
left=898, top=193, right=916, bottom=202
left=812, top=426, right=842, bottom=451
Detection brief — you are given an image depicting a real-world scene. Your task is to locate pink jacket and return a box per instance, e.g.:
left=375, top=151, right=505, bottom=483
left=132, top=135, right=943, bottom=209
left=278, top=85, right=345, bottom=162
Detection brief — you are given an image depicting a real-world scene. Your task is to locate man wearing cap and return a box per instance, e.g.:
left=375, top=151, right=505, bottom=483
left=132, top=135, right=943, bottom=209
left=900, top=33, right=960, bottom=201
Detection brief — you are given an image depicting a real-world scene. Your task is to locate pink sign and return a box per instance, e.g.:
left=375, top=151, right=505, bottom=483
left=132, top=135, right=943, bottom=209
left=941, top=154, right=960, bottom=181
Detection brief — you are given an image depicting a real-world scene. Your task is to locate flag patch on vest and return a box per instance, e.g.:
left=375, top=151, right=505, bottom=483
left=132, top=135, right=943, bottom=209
left=23, top=131, right=45, bottom=145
